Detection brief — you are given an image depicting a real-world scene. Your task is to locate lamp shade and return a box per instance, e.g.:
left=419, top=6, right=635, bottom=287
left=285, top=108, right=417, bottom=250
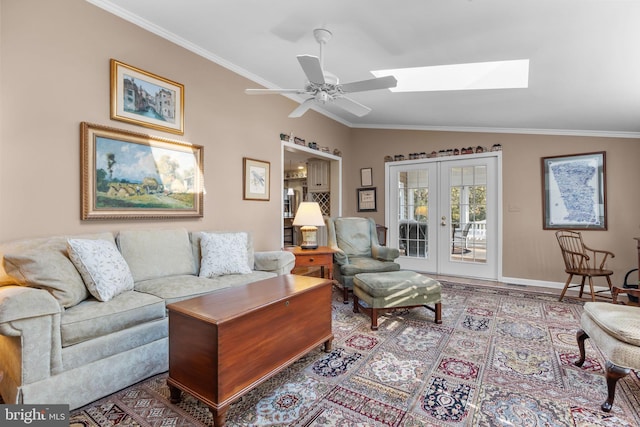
left=293, top=202, right=325, bottom=227
left=293, top=202, right=324, bottom=249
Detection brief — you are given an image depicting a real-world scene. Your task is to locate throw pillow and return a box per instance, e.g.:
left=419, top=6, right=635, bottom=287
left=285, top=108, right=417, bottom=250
left=199, top=232, right=252, bottom=277
left=67, top=238, right=134, bottom=302
left=3, top=245, right=89, bottom=308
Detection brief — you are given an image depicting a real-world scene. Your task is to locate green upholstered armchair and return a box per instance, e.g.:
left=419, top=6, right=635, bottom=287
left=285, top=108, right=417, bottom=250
left=327, top=217, right=400, bottom=303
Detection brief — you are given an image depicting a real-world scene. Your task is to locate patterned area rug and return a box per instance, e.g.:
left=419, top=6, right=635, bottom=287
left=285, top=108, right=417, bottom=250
left=70, top=281, right=640, bottom=426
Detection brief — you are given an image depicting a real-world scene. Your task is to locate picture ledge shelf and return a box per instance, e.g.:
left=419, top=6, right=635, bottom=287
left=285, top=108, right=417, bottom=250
left=282, top=140, right=342, bottom=161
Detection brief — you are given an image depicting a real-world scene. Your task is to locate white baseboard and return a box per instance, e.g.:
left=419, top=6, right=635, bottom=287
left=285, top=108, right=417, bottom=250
left=501, top=276, right=610, bottom=292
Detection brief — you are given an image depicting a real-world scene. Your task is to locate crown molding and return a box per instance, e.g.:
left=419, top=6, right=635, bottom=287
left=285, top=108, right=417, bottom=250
left=349, top=123, right=640, bottom=139
left=87, top=1, right=640, bottom=139
left=86, top=1, right=265, bottom=86
left=87, top=0, right=354, bottom=128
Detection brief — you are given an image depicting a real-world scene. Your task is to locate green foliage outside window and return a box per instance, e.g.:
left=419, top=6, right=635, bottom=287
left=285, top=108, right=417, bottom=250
left=450, top=186, right=487, bottom=224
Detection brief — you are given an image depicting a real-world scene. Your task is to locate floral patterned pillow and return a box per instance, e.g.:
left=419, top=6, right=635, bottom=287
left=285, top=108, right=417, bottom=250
left=67, top=239, right=134, bottom=302
left=199, top=232, right=252, bottom=277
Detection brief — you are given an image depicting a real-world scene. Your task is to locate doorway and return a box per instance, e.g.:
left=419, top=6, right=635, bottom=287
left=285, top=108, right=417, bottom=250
left=386, top=153, right=501, bottom=280
left=281, top=140, right=342, bottom=247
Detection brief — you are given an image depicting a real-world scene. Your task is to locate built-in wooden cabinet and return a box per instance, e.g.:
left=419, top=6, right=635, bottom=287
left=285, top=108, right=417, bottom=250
left=307, top=159, right=330, bottom=193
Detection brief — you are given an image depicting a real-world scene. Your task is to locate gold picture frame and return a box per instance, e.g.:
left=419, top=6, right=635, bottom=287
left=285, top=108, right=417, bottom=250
left=243, top=158, right=270, bottom=201
left=81, top=122, right=203, bottom=220
left=110, top=59, right=185, bottom=135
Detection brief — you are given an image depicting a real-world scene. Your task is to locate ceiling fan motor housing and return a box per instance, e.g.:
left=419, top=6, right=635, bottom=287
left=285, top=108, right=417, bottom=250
left=315, top=91, right=330, bottom=103
left=313, top=28, right=332, bottom=44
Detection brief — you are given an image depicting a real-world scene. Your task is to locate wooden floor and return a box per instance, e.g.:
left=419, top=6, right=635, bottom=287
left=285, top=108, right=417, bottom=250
left=430, top=274, right=637, bottom=305
left=292, top=266, right=632, bottom=304
left=431, top=274, right=555, bottom=292
left=293, top=267, right=562, bottom=296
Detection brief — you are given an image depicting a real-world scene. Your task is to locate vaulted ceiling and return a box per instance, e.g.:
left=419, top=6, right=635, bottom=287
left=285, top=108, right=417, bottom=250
left=90, top=0, right=640, bottom=137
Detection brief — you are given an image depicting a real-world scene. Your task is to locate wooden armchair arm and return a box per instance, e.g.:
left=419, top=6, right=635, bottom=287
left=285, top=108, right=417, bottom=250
left=583, top=244, right=615, bottom=269
left=612, top=286, right=640, bottom=304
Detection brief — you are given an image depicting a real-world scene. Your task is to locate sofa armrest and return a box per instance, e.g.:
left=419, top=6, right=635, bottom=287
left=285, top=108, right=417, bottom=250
left=0, top=286, right=60, bottom=323
left=253, top=251, right=296, bottom=275
left=0, top=286, right=63, bottom=387
left=371, top=244, right=400, bottom=262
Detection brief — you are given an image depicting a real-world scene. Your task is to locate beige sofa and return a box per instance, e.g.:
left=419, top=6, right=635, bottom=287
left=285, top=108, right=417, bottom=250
left=0, top=228, right=295, bottom=409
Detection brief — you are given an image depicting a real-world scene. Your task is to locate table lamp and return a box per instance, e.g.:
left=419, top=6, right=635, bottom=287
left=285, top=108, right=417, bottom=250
left=292, top=202, right=325, bottom=249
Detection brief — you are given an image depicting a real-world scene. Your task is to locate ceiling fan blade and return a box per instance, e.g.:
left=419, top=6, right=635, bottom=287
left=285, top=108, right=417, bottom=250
left=245, top=88, right=305, bottom=95
left=333, top=96, right=372, bottom=117
left=288, top=98, right=315, bottom=118
left=340, top=75, right=397, bottom=93
left=297, top=55, right=325, bottom=85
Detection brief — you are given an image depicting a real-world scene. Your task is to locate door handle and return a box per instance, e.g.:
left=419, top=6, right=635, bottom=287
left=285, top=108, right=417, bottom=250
left=441, top=216, right=447, bottom=226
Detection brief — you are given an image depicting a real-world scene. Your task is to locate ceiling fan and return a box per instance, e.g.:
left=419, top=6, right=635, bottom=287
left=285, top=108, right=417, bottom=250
left=245, top=28, right=397, bottom=118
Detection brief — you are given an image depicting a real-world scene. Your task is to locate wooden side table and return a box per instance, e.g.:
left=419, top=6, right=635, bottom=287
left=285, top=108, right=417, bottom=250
left=285, top=246, right=335, bottom=280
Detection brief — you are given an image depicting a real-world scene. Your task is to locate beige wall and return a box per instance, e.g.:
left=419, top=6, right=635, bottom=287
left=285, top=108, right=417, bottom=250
left=348, top=129, right=640, bottom=284
left=1, top=0, right=639, bottom=285
left=0, top=0, right=350, bottom=250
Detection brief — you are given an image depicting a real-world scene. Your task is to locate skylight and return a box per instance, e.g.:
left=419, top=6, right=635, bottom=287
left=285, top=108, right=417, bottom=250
left=371, top=59, right=529, bottom=92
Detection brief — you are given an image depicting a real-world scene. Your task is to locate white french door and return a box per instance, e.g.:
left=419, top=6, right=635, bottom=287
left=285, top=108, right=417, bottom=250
left=387, top=162, right=438, bottom=272
left=386, top=153, right=500, bottom=280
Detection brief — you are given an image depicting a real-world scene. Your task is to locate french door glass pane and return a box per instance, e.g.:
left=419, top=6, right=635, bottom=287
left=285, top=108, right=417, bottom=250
left=450, top=165, right=487, bottom=263
left=398, top=170, right=429, bottom=258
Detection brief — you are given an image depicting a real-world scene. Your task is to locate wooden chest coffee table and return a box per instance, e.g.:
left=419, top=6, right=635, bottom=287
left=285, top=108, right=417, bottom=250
left=166, top=274, right=333, bottom=427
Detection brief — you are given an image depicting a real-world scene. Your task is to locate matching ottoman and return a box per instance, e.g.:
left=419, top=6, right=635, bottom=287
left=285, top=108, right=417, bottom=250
left=353, top=270, right=442, bottom=330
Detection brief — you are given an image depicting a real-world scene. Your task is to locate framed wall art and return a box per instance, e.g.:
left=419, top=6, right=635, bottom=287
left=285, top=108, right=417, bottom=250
left=360, top=167, right=373, bottom=187
left=110, top=59, right=185, bottom=135
left=541, top=151, right=606, bottom=230
left=80, top=122, right=203, bottom=220
left=357, top=187, right=377, bottom=212
left=243, top=157, right=270, bottom=201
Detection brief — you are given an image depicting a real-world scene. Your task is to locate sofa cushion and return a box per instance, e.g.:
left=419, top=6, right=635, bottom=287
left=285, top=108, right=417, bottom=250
left=60, top=290, right=165, bottom=347
left=134, top=271, right=276, bottom=305
left=1, top=232, right=115, bottom=308
left=117, top=228, right=196, bottom=282
left=199, top=232, right=252, bottom=277
left=67, top=239, right=134, bottom=302
left=191, top=231, right=255, bottom=275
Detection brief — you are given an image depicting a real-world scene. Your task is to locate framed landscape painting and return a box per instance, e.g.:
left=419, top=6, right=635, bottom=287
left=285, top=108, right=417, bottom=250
left=541, top=151, right=606, bottom=230
left=110, top=59, right=184, bottom=135
left=80, top=122, right=203, bottom=220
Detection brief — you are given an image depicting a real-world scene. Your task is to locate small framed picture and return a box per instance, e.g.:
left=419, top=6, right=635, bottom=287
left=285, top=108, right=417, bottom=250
left=360, top=167, right=373, bottom=187
left=110, top=59, right=185, bottom=135
left=357, top=187, right=377, bottom=212
left=243, top=158, right=270, bottom=201
left=541, top=151, right=606, bottom=230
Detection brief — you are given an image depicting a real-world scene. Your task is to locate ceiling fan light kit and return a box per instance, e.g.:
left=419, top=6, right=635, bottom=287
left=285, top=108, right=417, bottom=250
left=245, top=28, right=397, bottom=118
